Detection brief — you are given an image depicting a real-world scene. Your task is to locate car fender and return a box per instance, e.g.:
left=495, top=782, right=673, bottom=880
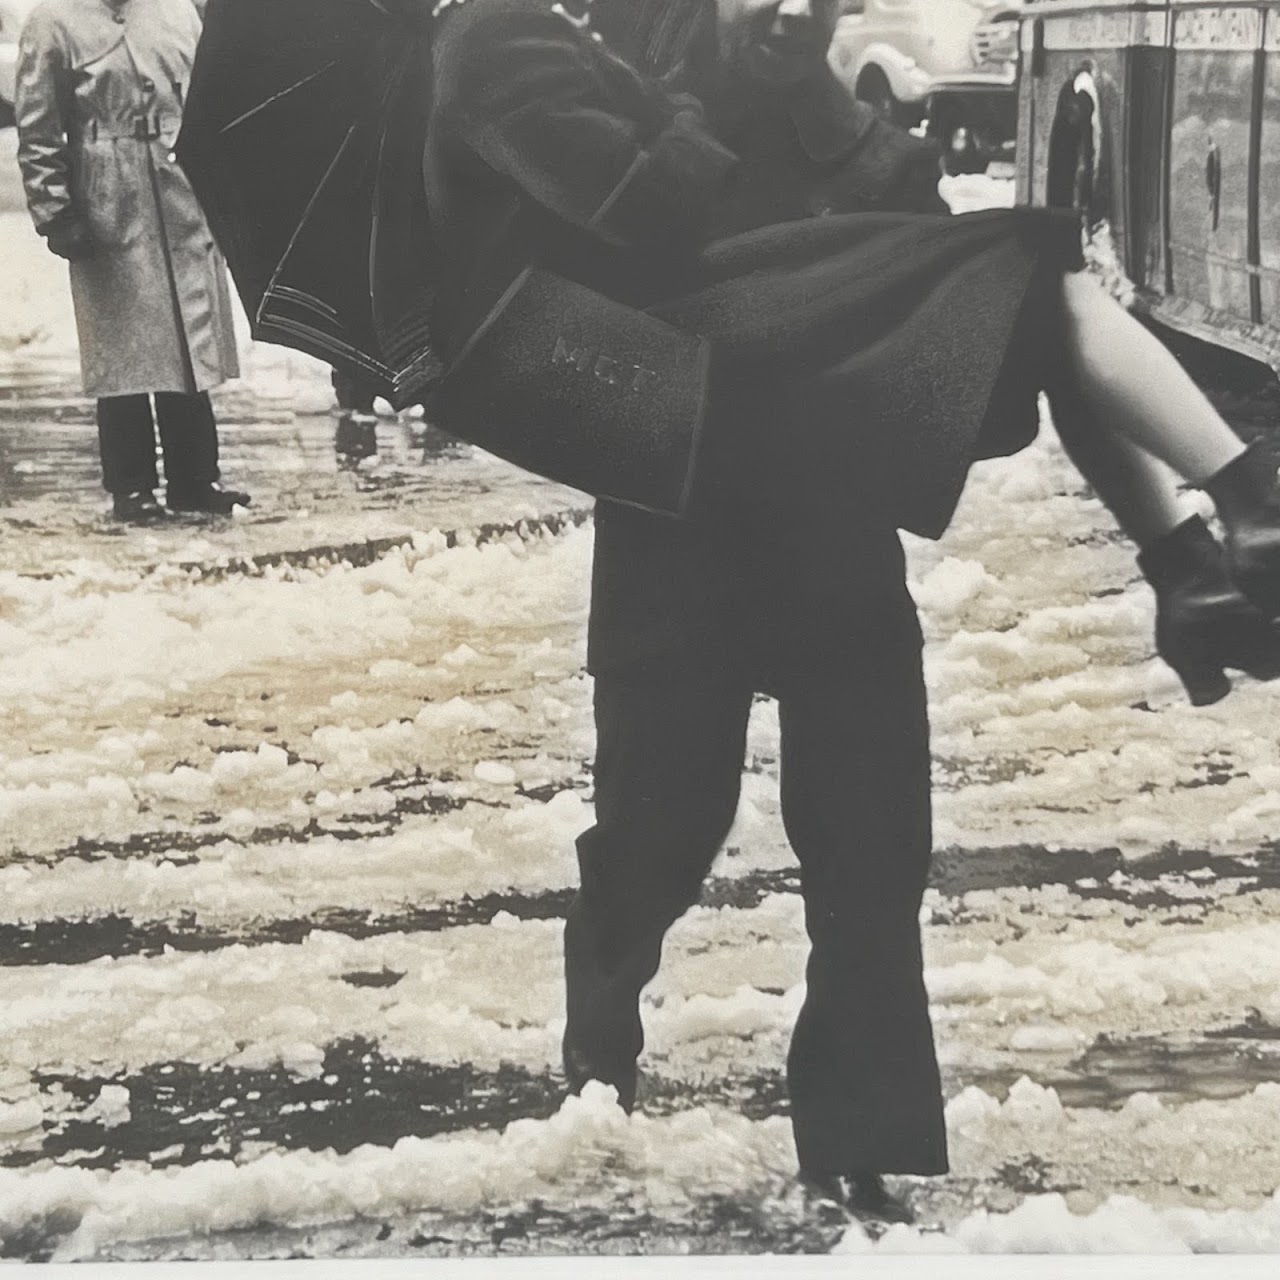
left=927, top=68, right=1018, bottom=94
left=847, top=41, right=935, bottom=105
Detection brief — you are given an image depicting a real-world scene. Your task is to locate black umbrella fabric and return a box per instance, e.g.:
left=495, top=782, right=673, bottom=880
left=178, top=0, right=711, bottom=516
left=176, top=0, right=441, bottom=407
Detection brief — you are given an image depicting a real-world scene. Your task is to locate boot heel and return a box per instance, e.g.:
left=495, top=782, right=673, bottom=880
left=1203, top=444, right=1280, bottom=620
left=1169, top=660, right=1231, bottom=707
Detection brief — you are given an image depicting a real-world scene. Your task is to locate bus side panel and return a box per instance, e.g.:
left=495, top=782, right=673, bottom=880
left=1260, top=11, right=1280, bottom=323
left=1018, top=13, right=1170, bottom=295
left=1021, top=45, right=1130, bottom=216
left=1127, top=44, right=1171, bottom=296
left=1167, top=6, right=1259, bottom=325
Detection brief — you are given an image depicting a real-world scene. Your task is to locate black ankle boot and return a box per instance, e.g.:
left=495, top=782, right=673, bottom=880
left=111, top=490, right=169, bottom=524
left=799, top=1171, right=916, bottom=1225
left=1202, top=444, right=1280, bottom=619
left=167, top=482, right=251, bottom=515
left=1137, top=514, right=1280, bottom=705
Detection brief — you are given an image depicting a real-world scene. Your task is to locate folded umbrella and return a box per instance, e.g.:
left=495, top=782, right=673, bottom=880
left=177, top=0, right=710, bottom=516
left=176, top=0, right=441, bottom=407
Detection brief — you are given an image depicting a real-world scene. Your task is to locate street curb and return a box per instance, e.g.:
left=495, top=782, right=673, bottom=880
left=168, top=505, right=595, bottom=583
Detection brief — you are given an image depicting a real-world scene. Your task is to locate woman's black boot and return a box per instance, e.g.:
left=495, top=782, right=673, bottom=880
left=1202, top=444, right=1280, bottom=619
left=1136, top=514, right=1280, bottom=705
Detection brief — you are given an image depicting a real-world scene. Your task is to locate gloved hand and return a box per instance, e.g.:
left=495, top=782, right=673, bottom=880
left=42, top=218, right=94, bottom=262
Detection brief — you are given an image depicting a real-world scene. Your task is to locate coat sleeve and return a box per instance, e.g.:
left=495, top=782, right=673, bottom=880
left=13, top=9, right=77, bottom=235
left=438, top=1, right=738, bottom=250
left=825, top=119, right=948, bottom=216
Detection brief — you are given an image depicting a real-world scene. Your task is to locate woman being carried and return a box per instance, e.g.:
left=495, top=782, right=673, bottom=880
left=426, top=0, right=1280, bottom=704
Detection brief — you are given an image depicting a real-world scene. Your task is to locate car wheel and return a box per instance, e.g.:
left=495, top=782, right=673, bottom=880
left=856, top=66, right=902, bottom=125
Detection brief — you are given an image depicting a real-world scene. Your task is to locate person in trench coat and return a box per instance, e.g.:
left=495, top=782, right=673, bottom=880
left=422, top=0, right=1280, bottom=1224
left=14, top=0, right=249, bottom=521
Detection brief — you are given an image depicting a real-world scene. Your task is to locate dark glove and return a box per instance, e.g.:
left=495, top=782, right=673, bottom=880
left=42, top=218, right=94, bottom=262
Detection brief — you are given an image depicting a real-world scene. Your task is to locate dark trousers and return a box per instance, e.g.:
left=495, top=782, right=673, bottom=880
left=331, top=367, right=379, bottom=414
left=96, top=392, right=220, bottom=496
left=564, top=648, right=948, bottom=1176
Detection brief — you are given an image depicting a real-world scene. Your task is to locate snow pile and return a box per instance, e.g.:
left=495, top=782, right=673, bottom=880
left=0, top=1085, right=795, bottom=1260
left=944, top=1079, right=1280, bottom=1210
left=0, top=527, right=592, bottom=855
left=840, top=1191, right=1280, bottom=1254
left=80, top=1086, right=132, bottom=1130
left=0, top=1098, right=45, bottom=1139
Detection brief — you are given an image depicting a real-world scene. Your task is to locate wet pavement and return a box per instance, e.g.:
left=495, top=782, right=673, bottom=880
left=0, top=380, right=587, bottom=581
left=0, top=141, right=584, bottom=581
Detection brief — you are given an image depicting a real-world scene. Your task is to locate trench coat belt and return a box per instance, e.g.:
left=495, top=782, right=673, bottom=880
left=76, top=113, right=182, bottom=143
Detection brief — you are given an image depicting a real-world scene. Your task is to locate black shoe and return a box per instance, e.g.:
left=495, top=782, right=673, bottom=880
left=562, top=1039, right=638, bottom=1114
left=335, top=412, right=378, bottom=462
left=167, top=483, right=251, bottom=514
left=1137, top=514, right=1280, bottom=705
left=800, top=1171, right=916, bottom=1226
left=111, top=490, right=169, bottom=524
left=1202, top=444, right=1280, bottom=619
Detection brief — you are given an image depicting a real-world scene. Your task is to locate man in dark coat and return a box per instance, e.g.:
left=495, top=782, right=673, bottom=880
left=424, top=0, right=969, bottom=1222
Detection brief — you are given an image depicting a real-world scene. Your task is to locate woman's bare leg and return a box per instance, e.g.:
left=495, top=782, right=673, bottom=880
left=1050, top=272, right=1280, bottom=702
left=1058, top=272, right=1246, bottom=484
left=1050, top=385, right=1187, bottom=547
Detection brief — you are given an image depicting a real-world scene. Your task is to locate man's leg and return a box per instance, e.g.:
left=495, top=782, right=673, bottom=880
left=332, top=368, right=379, bottom=462
left=97, top=394, right=159, bottom=495
left=779, top=640, right=948, bottom=1180
left=564, top=670, right=754, bottom=1109
left=155, top=391, right=219, bottom=491
left=97, top=395, right=165, bottom=522
left=157, top=392, right=250, bottom=512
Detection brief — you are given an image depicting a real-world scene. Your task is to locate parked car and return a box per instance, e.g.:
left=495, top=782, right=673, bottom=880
left=834, top=0, right=1024, bottom=136
left=926, top=6, right=1023, bottom=173
left=1015, top=0, right=1280, bottom=376
left=0, top=0, right=37, bottom=129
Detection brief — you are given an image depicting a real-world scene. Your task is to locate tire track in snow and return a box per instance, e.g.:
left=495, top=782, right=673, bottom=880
left=9, top=1015, right=1280, bottom=1178
left=5, top=843, right=1279, bottom=967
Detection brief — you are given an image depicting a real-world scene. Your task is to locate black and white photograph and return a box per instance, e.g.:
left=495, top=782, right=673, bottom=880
left=1, top=0, right=1280, bottom=1263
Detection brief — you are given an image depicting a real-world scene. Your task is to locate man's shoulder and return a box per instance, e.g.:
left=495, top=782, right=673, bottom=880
left=22, top=0, right=114, bottom=40
left=19, top=0, right=74, bottom=42
left=433, top=0, right=590, bottom=106
left=435, top=0, right=577, bottom=46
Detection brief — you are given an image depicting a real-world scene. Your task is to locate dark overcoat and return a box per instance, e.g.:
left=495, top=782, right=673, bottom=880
left=424, top=0, right=1080, bottom=685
